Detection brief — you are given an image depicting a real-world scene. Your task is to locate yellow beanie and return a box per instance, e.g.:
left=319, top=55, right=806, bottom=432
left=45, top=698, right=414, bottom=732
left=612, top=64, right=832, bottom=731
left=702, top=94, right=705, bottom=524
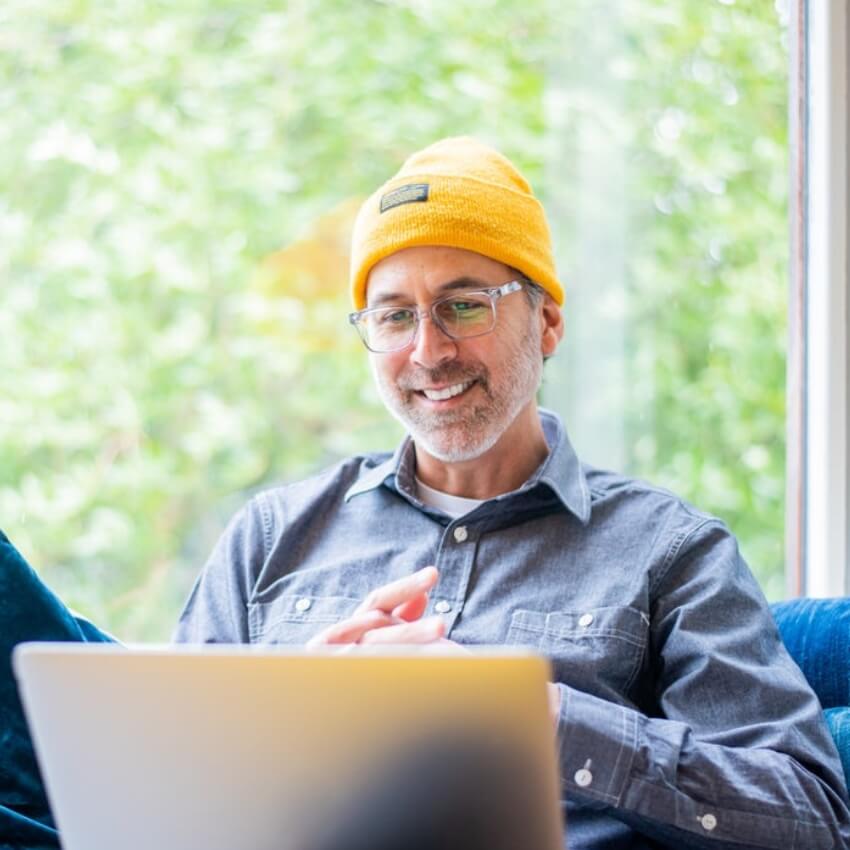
left=349, top=137, right=563, bottom=309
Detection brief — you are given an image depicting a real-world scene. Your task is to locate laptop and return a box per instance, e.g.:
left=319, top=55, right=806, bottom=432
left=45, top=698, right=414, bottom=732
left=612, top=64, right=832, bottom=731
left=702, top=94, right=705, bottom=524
left=13, top=643, right=565, bottom=850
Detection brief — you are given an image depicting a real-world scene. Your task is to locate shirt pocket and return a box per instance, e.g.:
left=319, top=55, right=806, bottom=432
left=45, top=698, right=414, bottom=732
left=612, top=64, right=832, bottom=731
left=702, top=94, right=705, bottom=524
left=506, top=606, right=649, bottom=702
left=248, top=594, right=361, bottom=644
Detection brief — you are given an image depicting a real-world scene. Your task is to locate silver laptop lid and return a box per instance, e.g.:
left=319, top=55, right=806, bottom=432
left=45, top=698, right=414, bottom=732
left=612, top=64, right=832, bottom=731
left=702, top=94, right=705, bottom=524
left=13, top=643, right=564, bottom=850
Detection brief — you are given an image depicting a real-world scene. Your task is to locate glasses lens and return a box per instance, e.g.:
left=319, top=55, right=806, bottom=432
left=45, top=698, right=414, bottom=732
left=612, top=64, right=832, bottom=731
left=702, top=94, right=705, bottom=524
left=434, top=294, right=495, bottom=338
left=361, top=307, right=416, bottom=351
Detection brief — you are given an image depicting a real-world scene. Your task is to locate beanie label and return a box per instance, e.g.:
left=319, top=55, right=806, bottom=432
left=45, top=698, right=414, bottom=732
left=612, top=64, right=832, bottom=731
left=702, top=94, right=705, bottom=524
left=380, top=183, right=429, bottom=213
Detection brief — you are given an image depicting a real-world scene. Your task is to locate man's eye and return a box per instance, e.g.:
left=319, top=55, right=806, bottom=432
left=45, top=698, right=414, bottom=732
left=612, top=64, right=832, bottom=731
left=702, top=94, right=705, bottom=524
left=378, top=310, right=413, bottom=325
left=446, top=299, right=488, bottom=317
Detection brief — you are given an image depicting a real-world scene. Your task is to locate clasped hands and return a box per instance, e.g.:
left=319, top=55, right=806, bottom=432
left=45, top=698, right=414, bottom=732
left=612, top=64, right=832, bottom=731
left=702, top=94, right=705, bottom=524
left=307, top=566, right=561, bottom=727
left=307, top=566, right=448, bottom=648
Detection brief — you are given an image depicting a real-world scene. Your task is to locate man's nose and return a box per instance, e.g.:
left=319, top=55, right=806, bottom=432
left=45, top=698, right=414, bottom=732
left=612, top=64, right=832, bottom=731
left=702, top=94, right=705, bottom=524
left=410, top=315, right=457, bottom=369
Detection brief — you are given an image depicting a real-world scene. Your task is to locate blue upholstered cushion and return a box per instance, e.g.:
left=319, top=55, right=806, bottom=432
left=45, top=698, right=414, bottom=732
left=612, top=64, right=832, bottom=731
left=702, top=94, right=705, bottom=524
left=825, top=707, right=850, bottom=791
left=771, top=598, right=850, bottom=789
left=770, top=597, right=850, bottom=709
left=0, top=528, right=115, bottom=849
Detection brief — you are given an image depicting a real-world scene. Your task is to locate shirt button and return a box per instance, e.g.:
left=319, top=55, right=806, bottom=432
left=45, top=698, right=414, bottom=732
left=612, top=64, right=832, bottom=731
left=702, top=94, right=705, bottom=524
left=574, top=768, right=593, bottom=788
left=453, top=526, right=468, bottom=543
left=578, top=613, right=594, bottom=627
left=435, top=600, right=452, bottom=614
left=700, top=814, right=717, bottom=832
left=295, top=597, right=312, bottom=613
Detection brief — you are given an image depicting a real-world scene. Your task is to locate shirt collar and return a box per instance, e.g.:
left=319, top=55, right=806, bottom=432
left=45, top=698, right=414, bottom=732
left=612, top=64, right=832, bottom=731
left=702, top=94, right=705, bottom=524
left=532, top=408, right=591, bottom=523
left=344, top=408, right=591, bottom=524
left=343, top=440, right=410, bottom=502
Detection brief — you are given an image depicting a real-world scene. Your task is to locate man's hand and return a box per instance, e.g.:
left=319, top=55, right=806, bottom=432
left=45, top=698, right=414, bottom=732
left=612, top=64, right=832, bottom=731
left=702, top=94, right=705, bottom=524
left=547, top=683, right=561, bottom=730
left=306, top=567, right=561, bottom=729
left=306, top=566, right=447, bottom=647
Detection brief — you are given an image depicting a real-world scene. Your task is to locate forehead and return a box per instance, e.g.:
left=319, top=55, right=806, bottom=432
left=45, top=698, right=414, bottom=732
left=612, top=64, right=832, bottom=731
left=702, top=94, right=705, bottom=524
left=365, top=246, right=515, bottom=306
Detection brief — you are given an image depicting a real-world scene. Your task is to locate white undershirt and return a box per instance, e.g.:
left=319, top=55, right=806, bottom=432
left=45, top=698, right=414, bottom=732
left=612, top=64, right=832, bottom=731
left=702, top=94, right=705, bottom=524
left=414, top=477, right=485, bottom=519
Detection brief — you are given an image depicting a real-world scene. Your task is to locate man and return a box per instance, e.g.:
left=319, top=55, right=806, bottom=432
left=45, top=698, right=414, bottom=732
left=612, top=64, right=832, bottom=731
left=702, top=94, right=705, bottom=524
left=175, top=137, right=850, bottom=848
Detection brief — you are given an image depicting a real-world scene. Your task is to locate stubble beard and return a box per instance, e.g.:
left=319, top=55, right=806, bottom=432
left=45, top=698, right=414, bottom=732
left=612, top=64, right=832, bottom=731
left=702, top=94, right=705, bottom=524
left=372, top=324, right=544, bottom=463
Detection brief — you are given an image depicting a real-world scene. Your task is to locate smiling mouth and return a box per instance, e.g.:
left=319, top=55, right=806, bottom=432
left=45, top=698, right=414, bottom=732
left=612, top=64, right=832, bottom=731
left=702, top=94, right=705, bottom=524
left=418, top=380, right=476, bottom=402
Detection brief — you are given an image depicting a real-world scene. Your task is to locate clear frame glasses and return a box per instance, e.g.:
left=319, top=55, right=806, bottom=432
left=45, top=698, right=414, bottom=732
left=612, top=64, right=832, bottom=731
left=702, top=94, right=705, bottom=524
left=348, top=280, right=526, bottom=353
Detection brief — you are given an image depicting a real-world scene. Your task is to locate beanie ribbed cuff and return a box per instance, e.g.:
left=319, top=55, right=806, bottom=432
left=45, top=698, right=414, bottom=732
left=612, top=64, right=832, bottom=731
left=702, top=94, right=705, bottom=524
left=349, top=138, right=563, bottom=310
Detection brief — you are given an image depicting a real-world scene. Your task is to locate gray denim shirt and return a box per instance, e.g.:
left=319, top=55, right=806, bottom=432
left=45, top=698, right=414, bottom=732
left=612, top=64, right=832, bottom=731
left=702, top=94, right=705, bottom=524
left=175, top=410, right=850, bottom=849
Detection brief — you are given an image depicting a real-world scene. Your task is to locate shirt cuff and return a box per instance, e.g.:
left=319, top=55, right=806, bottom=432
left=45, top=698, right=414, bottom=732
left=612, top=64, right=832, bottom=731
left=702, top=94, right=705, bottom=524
left=557, top=685, right=836, bottom=848
left=557, top=684, right=638, bottom=805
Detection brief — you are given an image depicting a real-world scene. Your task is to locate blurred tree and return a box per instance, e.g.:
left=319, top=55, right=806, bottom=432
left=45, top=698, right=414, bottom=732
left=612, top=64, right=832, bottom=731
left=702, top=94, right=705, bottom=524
left=0, top=0, right=787, bottom=638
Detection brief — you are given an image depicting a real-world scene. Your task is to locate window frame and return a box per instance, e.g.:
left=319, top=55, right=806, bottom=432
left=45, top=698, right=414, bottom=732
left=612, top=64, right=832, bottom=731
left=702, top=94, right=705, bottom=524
left=790, top=0, right=850, bottom=596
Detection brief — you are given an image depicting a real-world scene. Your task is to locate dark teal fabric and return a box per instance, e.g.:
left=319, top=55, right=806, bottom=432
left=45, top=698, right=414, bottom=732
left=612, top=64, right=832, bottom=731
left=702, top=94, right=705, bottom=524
left=771, top=598, right=850, bottom=787
left=0, top=529, right=114, bottom=849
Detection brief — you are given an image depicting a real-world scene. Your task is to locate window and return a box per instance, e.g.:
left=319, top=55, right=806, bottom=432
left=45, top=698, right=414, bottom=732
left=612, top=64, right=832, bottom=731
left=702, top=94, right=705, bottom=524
left=544, top=1, right=789, bottom=599
left=0, top=0, right=791, bottom=638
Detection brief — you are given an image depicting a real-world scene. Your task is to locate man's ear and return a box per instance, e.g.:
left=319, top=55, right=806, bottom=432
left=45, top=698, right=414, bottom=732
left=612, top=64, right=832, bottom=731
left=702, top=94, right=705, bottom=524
left=540, top=296, right=564, bottom=358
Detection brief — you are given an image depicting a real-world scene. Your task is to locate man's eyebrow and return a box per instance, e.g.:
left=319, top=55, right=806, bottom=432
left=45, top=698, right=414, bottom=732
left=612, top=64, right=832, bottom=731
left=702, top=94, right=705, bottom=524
left=367, top=276, right=494, bottom=308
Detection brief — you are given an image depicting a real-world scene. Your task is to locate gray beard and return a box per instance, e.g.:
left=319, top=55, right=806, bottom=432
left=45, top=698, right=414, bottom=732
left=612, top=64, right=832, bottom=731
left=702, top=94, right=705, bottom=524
left=372, top=330, right=543, bottom=463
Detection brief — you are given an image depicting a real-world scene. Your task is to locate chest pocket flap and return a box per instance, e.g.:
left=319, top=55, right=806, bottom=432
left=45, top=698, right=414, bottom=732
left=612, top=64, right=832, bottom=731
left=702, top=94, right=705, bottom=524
left=248, top=594, right=360, bottom=644
left=507, top=605, right=649, bottom=702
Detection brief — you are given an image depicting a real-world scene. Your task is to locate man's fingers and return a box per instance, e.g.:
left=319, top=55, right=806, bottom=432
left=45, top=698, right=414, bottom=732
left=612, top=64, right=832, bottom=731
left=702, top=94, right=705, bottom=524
left=308, top=568, right=443, bottom=647
left=358, top=615, right=446, bottom=645
left=392, top=592, right=429, bottom=623
left=354, top=566, right=439, bottom=615
left=306, top=609, right=397, bottom=647
left=547, top=682, right=562, bottom=730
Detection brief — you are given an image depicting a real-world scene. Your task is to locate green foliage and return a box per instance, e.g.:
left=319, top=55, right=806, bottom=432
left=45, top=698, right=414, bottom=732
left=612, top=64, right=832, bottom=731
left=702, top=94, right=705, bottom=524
left=0, top=0, right=788, bottom=638
left=624, top=0, right=788, bottom=597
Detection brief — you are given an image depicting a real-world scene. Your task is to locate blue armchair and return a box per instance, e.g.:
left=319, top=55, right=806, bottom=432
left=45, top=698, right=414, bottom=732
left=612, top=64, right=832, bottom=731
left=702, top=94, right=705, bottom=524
left=770, top=598, right=850, bottom=787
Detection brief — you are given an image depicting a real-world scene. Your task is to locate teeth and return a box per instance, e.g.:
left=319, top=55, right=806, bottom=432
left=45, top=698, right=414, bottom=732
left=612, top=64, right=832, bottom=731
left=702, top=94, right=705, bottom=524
left=422, top=382, right=472, bottom=401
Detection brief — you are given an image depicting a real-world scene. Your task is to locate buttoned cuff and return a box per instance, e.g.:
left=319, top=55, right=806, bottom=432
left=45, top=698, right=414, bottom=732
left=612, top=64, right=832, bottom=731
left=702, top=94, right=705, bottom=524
left=557, top=684, right=638, bottom=805
left=556, top=686, right=836, bottom=848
